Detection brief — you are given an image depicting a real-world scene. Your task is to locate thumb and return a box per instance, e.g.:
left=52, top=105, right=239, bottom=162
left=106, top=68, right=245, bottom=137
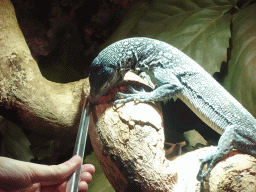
left=30, top=155, right=82, bottom=186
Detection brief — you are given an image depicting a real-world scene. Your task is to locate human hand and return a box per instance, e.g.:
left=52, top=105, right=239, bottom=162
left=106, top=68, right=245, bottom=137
left=0, top=155, right=95, bottom=192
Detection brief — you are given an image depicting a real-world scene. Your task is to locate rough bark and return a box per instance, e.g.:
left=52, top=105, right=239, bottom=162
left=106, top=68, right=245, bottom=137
left=0, top=0, right=89, bottom=140
left=209, top=152, right=256, bottom=191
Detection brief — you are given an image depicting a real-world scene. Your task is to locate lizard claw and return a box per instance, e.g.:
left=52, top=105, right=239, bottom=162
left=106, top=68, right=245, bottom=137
left=127, top=85, right=146, bottom=94
left=114, top=92, right=141, bottom=105
left=114, top=87, right=150, bottom=105
left=196, top=155, right=214, bottom=192
left=196, top=152, right=216, bottom=182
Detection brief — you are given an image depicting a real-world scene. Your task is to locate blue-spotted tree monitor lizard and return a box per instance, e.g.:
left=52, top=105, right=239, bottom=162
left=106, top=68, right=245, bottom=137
left=88, top=37, right=256, bottom=189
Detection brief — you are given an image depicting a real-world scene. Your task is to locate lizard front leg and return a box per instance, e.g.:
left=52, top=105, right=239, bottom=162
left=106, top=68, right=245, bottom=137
left=115, top=68, right=183, bottom=104
left=115, top=83, right=183, bottom=104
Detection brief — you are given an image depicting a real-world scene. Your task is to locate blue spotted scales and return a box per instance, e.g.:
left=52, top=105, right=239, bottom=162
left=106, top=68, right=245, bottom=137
left=88, top=37, right=256, bottom=190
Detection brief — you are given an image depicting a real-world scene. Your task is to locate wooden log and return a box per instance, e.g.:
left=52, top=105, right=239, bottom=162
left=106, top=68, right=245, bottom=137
left=0, top=0, right=89, bottom=139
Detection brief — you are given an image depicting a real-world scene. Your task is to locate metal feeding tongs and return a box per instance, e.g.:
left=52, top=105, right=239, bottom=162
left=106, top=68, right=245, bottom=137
left=65, top=99, right=91, bottom=192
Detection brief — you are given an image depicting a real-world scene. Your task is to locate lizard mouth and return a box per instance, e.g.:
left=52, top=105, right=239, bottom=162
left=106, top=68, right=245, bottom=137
left=88, top=93, right=101, bottom=103
left=88, top=89, right=108, bottom=103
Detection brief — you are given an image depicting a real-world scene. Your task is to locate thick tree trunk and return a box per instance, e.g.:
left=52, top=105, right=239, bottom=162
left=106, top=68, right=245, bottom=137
left=0, top=0, right=89, bottom=140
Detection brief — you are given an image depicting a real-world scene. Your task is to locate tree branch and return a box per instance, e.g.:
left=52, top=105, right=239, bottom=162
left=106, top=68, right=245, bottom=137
left=0, top=0, right=89, bottom=139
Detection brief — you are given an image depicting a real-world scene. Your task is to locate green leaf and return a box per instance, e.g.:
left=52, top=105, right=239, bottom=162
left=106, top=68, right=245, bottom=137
left=223, top=3, right=256, bottom=117
left=0, top=117, right=34, bottom=161
left=30, top=140, right=52, bottom=161
left=102, top=0, right=235, bottom=75
left=84, top=152, right=115, bottom=192
left=143, top=7, right=232, bottom=75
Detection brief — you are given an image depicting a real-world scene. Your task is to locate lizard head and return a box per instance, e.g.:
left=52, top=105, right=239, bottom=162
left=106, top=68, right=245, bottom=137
left=88, top=56, right=122, bottom=103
